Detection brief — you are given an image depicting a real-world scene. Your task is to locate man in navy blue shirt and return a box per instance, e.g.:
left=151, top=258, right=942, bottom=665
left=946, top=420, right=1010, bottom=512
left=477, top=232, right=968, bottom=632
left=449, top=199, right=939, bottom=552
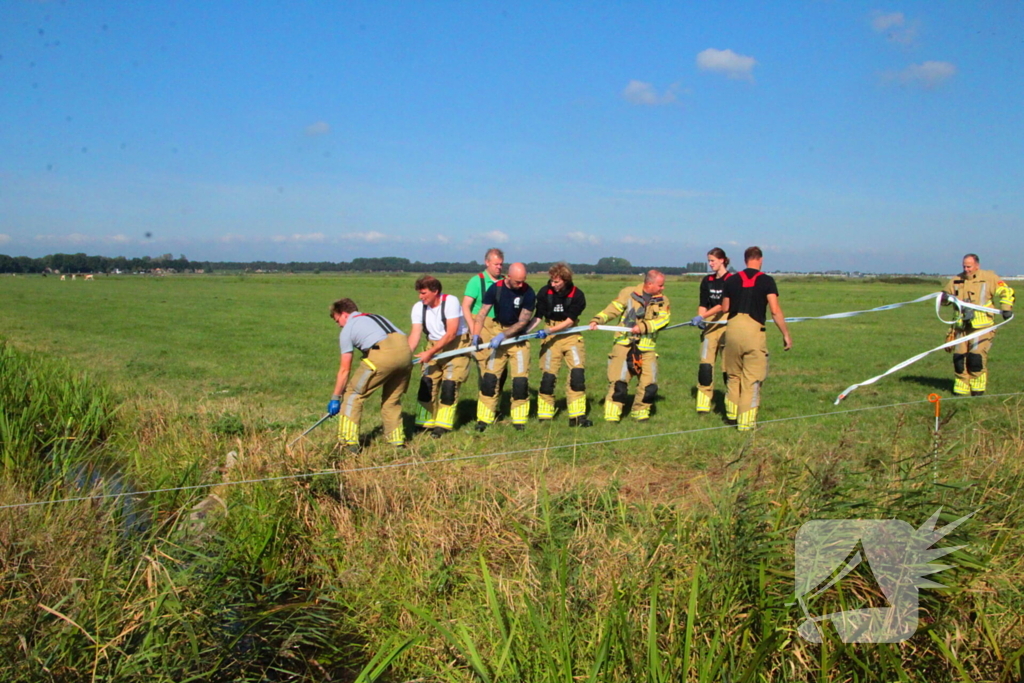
left=470, top=262, right=536, bottom=430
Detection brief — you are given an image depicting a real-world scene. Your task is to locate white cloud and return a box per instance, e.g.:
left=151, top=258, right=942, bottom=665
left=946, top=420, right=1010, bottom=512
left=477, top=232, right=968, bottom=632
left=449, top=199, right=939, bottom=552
left=28, top=233, right=161, bottom=247
left=623, top=188, right=718, bottom=199
left=271, top=232, right=327, bottom=243
left=35, top=233, right=92, bottom=245
left=342, top=231, right=388, bottom=243
left=621, top=80, right=678, bottom=106
left=481, top=230, right=508, bottom=244
left=436, top=234, right=451, bottom=244
left=620, top=236, right=656, bottom=246
left=218, top=233, right=251, bottom=244
left=0, top=234, right=10, bottom=246
left=872, top=11, right=905, bottom=32
left=304, top=121, right=331, bottom=136
left=696, top=48, right=757, bottom=81
left=871, top=11, right=918, bottom=45
left=887, top=61, right=957, bottom=88
left=567, top=231, right=601, bottom=246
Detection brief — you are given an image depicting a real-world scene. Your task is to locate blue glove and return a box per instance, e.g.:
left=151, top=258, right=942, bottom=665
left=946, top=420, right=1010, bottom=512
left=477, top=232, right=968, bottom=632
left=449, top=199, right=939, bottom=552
left=940, top=292, right=950, bottom=305
left=690, top=315, right=706, bottom=329
left=488, top=332, right=506, bottom=349
left=536, top=329, right=549, bottom=339
left=472, top=335, right=482, bottom=347
left=1003, top=310, right=1014, bottom=320
left=962, top=307, right=974, bottom=322
left=327, top=399, right=340, bottom=416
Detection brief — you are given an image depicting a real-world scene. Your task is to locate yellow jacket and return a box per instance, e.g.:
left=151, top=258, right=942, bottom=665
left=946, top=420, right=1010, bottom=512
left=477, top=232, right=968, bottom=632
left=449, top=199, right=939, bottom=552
left=590, top=284, right=671, bottom=351
left=943, top=268, right=1015, bottom=329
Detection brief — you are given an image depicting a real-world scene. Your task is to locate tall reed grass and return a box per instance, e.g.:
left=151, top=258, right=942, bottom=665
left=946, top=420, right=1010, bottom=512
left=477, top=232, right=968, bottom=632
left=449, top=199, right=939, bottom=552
left=3, top=337, right=1024, bottom=681
left=0, top=341, right=117, bottom=486
left=0, top=341, right=403, bottom=681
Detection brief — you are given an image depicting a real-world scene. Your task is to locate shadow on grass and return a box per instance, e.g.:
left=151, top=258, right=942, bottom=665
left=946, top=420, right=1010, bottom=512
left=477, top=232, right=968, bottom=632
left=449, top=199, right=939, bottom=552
left=899, top=374, right=951, bottom=391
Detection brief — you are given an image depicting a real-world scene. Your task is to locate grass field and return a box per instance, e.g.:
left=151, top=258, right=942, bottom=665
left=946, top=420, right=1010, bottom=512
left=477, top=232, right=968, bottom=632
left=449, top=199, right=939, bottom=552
left=1, top=272, right=1023, bottom=681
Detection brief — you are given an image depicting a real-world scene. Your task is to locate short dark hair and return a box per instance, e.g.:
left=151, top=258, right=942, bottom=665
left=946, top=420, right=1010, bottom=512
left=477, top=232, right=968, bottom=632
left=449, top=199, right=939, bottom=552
left=707, top=247, right=730, bottom=269
left=414, top=275, right=442, bottom=293
left=963, top=253, right=980, bottom=264
left=548, top=262, right=573, bottom=284
left=744, top=246, right=763, bottom=262
left=329, top=298, right=358, bottom=317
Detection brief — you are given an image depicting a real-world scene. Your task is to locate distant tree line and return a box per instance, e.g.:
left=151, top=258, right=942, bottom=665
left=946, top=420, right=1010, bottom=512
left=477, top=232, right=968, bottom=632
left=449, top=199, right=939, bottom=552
left=0, top=253, right=710, bottom=276
left=0, top=252, right=200, bottom=274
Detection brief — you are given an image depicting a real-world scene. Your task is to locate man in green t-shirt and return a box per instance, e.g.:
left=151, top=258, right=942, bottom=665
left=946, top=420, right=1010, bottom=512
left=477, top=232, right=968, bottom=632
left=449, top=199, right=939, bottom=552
left=462, top=248, right=505, bottom=369
left=462, top=248, right=505, bottom=321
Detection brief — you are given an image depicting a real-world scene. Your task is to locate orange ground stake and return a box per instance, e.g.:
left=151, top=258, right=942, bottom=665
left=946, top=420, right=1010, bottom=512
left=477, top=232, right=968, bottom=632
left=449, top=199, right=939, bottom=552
left=927, top=393, right=941, bottom=433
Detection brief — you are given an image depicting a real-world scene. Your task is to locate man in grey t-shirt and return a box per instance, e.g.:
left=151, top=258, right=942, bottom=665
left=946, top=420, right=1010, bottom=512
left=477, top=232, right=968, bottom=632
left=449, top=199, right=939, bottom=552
left=327, top=298, right=412, bottom=451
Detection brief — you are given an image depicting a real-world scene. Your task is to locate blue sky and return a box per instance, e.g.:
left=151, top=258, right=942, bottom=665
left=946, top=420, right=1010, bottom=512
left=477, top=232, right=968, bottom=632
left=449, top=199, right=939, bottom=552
left=1, top=1, right=1021, bottom=273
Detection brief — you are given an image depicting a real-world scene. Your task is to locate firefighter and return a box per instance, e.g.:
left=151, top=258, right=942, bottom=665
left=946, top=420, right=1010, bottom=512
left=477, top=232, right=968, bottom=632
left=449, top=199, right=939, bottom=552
left=408, top=275, right=470, bottom=437
left=721, top=246, right=792, bottom=432
left=588, top=270, right=671, bottom=422
left=534, top=262, right=591, bottom=427
left=471, top=262, right=536, bottom=430
left=941, top=253, right=1014, bottom=396
left=327, top=298, right=412, bottom=452
left=693, top=247, right=733, bottom=415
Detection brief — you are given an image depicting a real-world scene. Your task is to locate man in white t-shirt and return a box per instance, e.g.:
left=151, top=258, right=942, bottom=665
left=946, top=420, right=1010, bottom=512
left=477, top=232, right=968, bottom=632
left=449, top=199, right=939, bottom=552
left=408, top=275, right=471, bottom=437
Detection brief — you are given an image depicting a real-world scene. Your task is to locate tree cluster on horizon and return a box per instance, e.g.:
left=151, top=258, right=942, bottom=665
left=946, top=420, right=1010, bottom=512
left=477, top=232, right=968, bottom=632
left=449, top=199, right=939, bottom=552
left=0, top=253, right=709, bottom=276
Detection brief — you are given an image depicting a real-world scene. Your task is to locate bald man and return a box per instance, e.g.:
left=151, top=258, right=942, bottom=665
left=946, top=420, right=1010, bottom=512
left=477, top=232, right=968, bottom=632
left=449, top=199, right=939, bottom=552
left=941, top=253, right=1015, bottom=396
left=589, top=269, right=671, bottom=422
left=471, top=262, right=536, bottom=430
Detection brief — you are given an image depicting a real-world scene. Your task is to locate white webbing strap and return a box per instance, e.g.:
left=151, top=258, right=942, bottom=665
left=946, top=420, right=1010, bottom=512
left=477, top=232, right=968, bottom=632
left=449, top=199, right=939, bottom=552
left=835, top=314, right=1012, bottom=404
left=668, top=292, right=949, bottom=329
left=934, top=293, right=1004, bottom=324
left=783, top=292, right=943, bottom=323
left=415, top=325, right=631, bottom=365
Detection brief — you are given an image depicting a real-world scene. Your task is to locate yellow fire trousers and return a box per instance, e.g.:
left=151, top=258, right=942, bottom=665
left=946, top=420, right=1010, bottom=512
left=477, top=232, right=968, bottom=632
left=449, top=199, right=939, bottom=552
left=604, top=343, right=658, bottom=421
left=338, top=333, right=412, bottom=446
left=416, top=334, right=471, bottom=431
left=951, top=328, right=995, bottom=395
left=476, top=324, right=531, bottom=425
left=538, top=333, right=587, bottom=419
left=723, top=315, right=768, bottom=431
left=696, top=323, right=727, bottom=412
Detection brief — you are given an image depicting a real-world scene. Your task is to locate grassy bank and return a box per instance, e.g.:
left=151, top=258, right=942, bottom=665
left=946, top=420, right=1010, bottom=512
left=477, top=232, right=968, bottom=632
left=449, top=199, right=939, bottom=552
left=1, top=273, right=1023, bottom=680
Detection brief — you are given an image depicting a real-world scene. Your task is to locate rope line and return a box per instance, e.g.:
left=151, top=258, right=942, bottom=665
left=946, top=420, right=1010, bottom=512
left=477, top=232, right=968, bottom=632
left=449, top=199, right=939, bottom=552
left=835, top=295, right=1014, bottom=403
left=418, top=325, right=631, bottom=364
left=3, top=391, right=1021, bottom=513
left=423, top=292, right=968, bottom=351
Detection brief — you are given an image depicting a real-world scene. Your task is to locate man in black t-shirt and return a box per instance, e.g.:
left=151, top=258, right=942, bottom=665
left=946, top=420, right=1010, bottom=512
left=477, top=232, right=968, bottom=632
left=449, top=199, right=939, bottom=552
left=471, top=262, right=536, bottom=431
left=533, top=262, right=591, bottom=426
left=721, top=246, right=793, bottom=432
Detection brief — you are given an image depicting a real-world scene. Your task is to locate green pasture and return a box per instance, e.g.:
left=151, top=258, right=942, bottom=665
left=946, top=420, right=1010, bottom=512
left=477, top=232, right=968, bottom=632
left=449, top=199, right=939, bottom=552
left=1, top=272, right=1023, bottom=682
left=2, top=271, right=1018, bottom=444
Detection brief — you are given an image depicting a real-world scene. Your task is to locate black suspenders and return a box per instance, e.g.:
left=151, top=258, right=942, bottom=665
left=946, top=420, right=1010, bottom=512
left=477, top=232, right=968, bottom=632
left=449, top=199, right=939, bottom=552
left=421, top=295, right=448, bottom=330
left=361, top=314, right=397, bottom=335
